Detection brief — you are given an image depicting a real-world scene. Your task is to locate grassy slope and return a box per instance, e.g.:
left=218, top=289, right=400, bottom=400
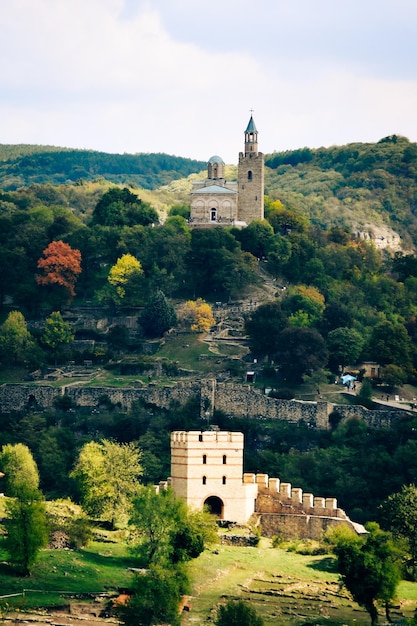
left=1, top=535, right=416, bottom=625
left=185, top=539, right=417, bottom=626
left=0, top=540, right=136, bottom=609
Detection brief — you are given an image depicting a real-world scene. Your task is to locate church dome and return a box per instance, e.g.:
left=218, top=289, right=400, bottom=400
left=208, top=155, right=225, bottom=165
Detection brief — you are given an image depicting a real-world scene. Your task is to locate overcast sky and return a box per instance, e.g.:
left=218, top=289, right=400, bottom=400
left=1, top=0, right=417, bottom=164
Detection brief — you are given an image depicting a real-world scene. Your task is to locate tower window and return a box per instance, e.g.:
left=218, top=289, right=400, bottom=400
left=202, top=476, right=207, bottom=485
left=199, top=434, right=203, bottom=442
left=248, top=171, right=253, bottom=181
left=203, top=454, right=207, bottom=464
left=223, top=455, right=227, bottom=465
left=222, top=476, right=226, bottom=485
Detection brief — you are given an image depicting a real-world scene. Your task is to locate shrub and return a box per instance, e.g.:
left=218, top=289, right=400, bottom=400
left=271, top=534, right=285, bottom=548
left=215, top=599, right=264, bottom=626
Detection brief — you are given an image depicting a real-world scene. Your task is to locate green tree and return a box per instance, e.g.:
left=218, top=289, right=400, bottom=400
left=358, top=378, right=373, bottom=406
left=0, top=444, right=47, bottom=575
left=125, top=487, right=216, bottom=625
left=129, top=486, right=217, bottom=567
left=92, top=187, right=159, bottom=227
left=215, top=599, right=264, bottom=626
left=380, top=364, right=408, bottom=389
left=334, top=522, right=400, bottom=625
left=380, top=484, right=417, bottom=581
left=282, top=285, right=325, bottom=327
left=0, top=311, right=39, bottom=366
left=187, top=228, right=256, bottom=298
left=140, top=290, right=177, bottom=338
left=245, top=302, right=287, bottom=361
left=168, top=203, right=190, bottom=220
left=327, top=327, right=364, bottom=370
left=42, top=311, right=74, bottom=364
left=367, top=320, right=413, bottom=369
left=108, top=253, right=144, bottom=303
left=275, top=327, right=328, bottom=382
left=117, top=564, right=188, bottom=626
left=265, top=233, right=292, bottom=277
left=71, top=440, right=143, bottom=527
left=234, top=219, right=274, bottom=259
left=0, top=443, right=40, bottom=497
left=5, top=488, right=48, bottom=576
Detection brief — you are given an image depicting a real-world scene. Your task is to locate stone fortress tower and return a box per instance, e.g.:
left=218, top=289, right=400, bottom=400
left=189, top=114, right=264, bottom=227
left=170, top=430, right=258, bottom=524
left=169, top=430, right=366, bottom=539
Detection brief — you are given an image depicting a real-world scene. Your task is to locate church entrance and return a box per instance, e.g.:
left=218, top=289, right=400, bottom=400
left=204, top=495, right=224, bottom=519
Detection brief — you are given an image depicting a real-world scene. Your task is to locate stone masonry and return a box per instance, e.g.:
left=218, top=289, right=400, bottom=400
left=168, top=430, right=365, bottom=538
left=0, top=379, right=411, bottom=431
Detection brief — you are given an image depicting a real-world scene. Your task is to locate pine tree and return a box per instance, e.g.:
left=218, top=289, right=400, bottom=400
left=140, top=290, right=177, bottom=338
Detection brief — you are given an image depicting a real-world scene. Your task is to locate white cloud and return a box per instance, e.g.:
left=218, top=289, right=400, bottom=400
left=0, top=0, right=417, bottom=163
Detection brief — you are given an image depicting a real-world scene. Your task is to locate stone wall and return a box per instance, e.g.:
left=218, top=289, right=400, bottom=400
left=258, top=513, right=357, bottom=540
left=0, top=379, right=412, bottom=431
left=213, top=382, right=330, bottom=428
left=248, top=473, right=363, bottom=540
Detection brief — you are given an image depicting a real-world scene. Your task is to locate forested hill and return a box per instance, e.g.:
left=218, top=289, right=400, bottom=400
left=0, top=144, right=206, bottom=190
left=2, top=136, right=417, bottom=248
left=265, top=134, right=417, bottom=250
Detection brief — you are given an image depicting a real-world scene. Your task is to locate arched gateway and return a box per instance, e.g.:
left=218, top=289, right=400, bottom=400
left=204, top=496, right=224, bottom=518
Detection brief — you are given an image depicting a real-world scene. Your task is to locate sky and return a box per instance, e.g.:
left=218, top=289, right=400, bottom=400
left=1, top=0, right=417, bottom=164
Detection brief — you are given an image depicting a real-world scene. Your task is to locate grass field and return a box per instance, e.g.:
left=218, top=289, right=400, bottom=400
left=0, top=539, right=136, bottom=610
left=1, top=535, right=417, bottom=625
left=184, top=539, right=417, bottom=625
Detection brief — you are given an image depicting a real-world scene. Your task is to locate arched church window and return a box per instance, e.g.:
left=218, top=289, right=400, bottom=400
left=222, top=476, right=226, bottom=485
left=222, top=455, right=227, bottom=465
left=203, top=454, right=207, bottom=464
left=202, top=476, right=207, bottom=485
left=248, top=171, right=253, bottom=181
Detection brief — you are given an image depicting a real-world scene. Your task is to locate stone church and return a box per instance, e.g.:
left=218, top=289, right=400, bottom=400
left=189, top=115, right=264, bottom=227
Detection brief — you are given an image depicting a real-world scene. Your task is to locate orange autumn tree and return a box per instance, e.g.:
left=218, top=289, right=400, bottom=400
left=36, top=240, right=82, bottom=301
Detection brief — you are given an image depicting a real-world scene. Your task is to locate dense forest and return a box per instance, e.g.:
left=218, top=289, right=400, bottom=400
left=265, top=134, right=417, bottom=249
left=0, top=144, right=205, bottom=190
left=2, top=138, right=417, bottom=525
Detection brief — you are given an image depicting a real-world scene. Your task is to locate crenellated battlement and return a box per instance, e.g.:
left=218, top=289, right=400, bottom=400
left=243, top=472, right=348, bottom=520
left=171, top=430, right=243, bottom=447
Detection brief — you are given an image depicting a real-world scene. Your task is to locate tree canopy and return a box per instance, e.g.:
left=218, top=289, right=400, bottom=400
left=334, top=523, right=400, bottom=625
left=71, top=440, right=143, bottom=526
left=36, top=239, right=82, bottom=300
left=140, top=290, right=177, bottom=338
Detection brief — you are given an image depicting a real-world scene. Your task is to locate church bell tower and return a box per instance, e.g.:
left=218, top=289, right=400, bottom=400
left=238, top=114, right=264, bottom=223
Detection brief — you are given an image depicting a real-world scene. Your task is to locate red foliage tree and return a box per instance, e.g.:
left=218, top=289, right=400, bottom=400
left=36, top=240, right=82, bottom=299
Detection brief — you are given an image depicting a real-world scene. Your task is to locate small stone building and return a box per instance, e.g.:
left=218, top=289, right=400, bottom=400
left=189, top=115, right=264, bottom=227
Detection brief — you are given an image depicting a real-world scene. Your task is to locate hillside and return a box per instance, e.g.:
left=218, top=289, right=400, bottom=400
left=265, top=135, right=417, bottom=251
left=2, top=137, right=417, bottom=251
left=0, top=144, right=206, bottom=191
